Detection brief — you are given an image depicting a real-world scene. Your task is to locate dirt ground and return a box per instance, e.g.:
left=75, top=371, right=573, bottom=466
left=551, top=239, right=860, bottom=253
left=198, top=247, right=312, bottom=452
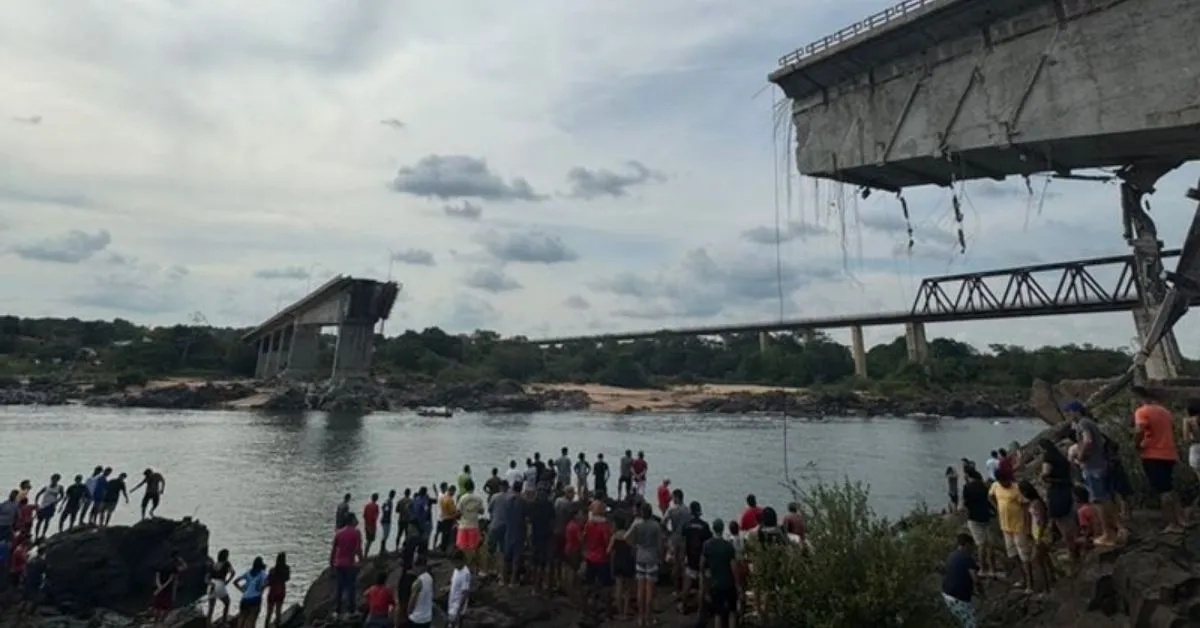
left=530, top=382, right=803, bottom=412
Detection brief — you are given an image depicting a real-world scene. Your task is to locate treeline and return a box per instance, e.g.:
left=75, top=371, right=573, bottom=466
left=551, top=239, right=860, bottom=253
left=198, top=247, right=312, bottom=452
left=0, top=314, right=1172, bottom=390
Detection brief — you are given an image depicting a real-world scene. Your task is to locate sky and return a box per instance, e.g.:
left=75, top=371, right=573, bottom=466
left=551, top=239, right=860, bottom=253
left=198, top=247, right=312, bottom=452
left=2, top=0, right=1199, bottom=352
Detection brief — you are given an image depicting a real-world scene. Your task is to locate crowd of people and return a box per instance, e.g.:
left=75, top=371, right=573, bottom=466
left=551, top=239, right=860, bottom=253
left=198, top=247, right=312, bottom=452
left=324, top=447, right=805, bottom=628
left=938, top=385, right=1198, bottom=628
left=0, top=466, right=168, bottom=619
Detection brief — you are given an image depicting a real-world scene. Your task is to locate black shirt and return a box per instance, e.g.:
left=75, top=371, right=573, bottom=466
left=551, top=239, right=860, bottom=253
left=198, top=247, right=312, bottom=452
left=65, top=483, right=87, bottom=507
left=105, top=478, right=125, bottom=503
left=593, top=461, right=610, bottom=485
left=941, top=548, right=977, bottom=602
left=484, top=476, right=503, bottom=496
left=381, top=499, right=394, bottom=524
left=681, top=518, right=712, bottom=568
left=1044, top=453, right=1072, bottom=486
left=529, top=497, right=555, bottom=539
left=335, top=503, right=351, bottom=528
left=961, top=480, right=991, bottom=524
left=533, top=461, right=547, bottom=482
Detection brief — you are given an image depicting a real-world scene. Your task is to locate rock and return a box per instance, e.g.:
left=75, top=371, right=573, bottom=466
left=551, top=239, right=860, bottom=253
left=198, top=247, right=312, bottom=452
left=277, top=604, right=304, bottom=628
left=40, top=517, right=210, bottom=615
left=86, top=383, right=257, bottom=410
left=688, top=388, right=1031, bottom=419
left=0, top=385, right=69, bottom=406
left=262, top=385, right=308, bottom=411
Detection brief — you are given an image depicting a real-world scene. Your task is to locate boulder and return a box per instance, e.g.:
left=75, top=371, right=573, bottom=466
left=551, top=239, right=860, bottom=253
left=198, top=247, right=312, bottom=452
left=40, top=517, right=209, bottom=615
left=86, top=383, right=256, bottom=410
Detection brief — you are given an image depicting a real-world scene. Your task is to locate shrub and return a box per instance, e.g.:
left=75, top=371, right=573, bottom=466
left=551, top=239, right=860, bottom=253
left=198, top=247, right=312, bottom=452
left=752, top=479, right=958, bottom=628
left=115, top=370, right=149, bottom=389
left=89, top=379, right=119, bottom=395
left=0, top=374, right=20, bottom=389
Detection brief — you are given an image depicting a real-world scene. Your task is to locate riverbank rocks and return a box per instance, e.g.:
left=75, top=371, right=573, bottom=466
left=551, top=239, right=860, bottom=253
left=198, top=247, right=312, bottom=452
left=0, top=385, right=69, bottom=405
left=690, top=389, right=1031, bottom=418
left=40, top=517, right=209, bottom=615
left=85, top=382, right=257, bottom=410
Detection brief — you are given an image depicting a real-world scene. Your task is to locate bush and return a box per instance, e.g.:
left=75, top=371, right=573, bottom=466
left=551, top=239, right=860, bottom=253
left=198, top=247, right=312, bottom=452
left=115, top=370, right=149, bottom=389
left=89, top=379, right=119, bottom=395
left=752, top=479, right=957, bottom=627
left=0, top=374, right=20, bottom=389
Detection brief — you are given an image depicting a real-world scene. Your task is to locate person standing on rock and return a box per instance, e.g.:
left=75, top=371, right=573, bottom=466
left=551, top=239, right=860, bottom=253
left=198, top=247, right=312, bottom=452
left=1065, top=402, right=1120, bottom=547
left=33, top=474, right=64, bottom=541
left=329, top=513, right=364, bottom=619
left=58, top=475, right=87, bottom=533
left=88, top=468, right=110, bottom=525
left=436, top=485, right=459, bottom=553
left=233, top=556, right=268, bottom=628
left=447, top=550, right=472, bottom=627
left=100, top=471, right=128, bottom=526
left=502, top=481, right=529, bottom=588
left=394, top=488, right=412, bottom=552
left=574, top=453, right=591, bottom=495
left=151, top=551, right=187, bottom=626
left=455, top=479, right=485, bottom=570
left=363, top=493, right=381, bottom=556
left=960, top=468, right=998, bottom=577
left=1037, top=439, right=1079, bottom=568
left=483, top=468, right=503, bottom=498
left=380, top=490, right=396, bottom=555
left=361, top=571, right=396, bottom=628
left=409, top=487, right=432, bottom=550
left=1183, top=401, right=1200, bottom=501
left=0, top=490, right=19, bottom=542
left=206, top=548, right=234, bottom=626
left=1131, top=385, right=1187, bottom=533
left=80, top=466, right=102, bottom=524
left=335, top=493, right=352, bottom=530
left=483, top=480, right=512, bottom=578
left=263, top=552, right=290, bottom=628
left=627, top=501, right=663, bottom=627
left=699, top=518, right=737, bottom=628
left=130, top=468, right=166, bottom=519
left=618, top=450, right=634, bottom=499
left=656, top=479, right=672, bottom=517
left=631, top=451, right=649, bottom=496
left=593, top=453, right=611, bottom=499
left=406, top=555, right=435, bottom=628
left=457, top=465, right=473, bottom=497
left=556, top=448, right=573, bottom=492
left=504, top=460, right=523, bottom=487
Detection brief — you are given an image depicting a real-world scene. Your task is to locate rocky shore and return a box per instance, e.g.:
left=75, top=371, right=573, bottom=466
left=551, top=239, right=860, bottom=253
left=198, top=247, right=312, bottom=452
left=0, top=376, right=1033, bottom=418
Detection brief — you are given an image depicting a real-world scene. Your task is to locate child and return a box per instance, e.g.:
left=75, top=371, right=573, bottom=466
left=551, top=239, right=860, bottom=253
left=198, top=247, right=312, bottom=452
left=1018, top=481, right=1053, bottom=593
left=1074, top=485, right=1097, bottom=552
left=945, top=467, right=959, bottom=513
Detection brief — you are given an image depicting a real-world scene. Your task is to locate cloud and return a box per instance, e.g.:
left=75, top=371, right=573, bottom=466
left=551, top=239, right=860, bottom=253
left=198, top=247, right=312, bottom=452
left=443, top=201, right=482, bottom=221
left=563, top=294, right=591, bottom=310
left=476, top=230, right=579, bottom=264
left=254, top=266, right=310, bottom=281
left=11, top=229, right=112, bottom=263
left=379, top=118, right=404, bottom=129
left=742, top=220, right=832, bottom=245
left=390, top=248, right=436, bottom=266
left=465, top=267, right=522, bottom=293
left=442, top=293, right=498, bottom=333
left=565, top=160, right=665, bottom=199
left=392, top=155, right=543, bottom=202
left=858, top=211, right=959, bottom=247
left=69, top=257, right=191, bottom=315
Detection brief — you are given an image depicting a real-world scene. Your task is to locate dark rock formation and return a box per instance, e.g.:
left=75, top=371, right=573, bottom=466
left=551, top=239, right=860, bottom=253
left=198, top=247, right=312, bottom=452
left=40, top=517, right=209, bottom=615
left=691, top=389, right=1032, bottom=418
left=0, top=386, right=70, bottom=406
left=386, top=379, right=591, bottom=414
left=86, top=383, right=257, bottom=410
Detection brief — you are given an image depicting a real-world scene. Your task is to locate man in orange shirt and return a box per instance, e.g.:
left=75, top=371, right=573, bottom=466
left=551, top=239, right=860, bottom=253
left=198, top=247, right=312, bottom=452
left=1131, top=386, right=1185, bottom=533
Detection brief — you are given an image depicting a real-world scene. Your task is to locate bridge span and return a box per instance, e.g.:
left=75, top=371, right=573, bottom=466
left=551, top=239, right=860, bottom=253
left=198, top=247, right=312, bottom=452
left=532, top=250, right=1187, bottom=378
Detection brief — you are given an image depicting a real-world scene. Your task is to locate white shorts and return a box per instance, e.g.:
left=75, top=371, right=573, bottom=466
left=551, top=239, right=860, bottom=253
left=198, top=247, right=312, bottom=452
left=1003, top=532, right=1032, bottom=562
left=210, top=579, right=230, bottom=601
left=966, top=521, right=993, bottom=547
left=634, top=479, right=646, bottom=495
left=1188, top=444, right=1200, bottom=470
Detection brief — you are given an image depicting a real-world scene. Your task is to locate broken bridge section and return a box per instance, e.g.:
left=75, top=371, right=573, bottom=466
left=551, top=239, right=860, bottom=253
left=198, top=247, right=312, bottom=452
left=769, top=0, right=1200, bottom=379
left=241, top=276, right=401, bottom=381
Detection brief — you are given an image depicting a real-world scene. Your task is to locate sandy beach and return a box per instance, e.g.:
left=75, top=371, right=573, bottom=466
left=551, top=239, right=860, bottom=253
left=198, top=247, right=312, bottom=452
left=529, top=382, right=806, bottom=412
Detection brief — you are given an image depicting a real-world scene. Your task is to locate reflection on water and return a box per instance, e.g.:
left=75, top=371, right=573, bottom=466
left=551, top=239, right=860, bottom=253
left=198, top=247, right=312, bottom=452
left=0, top=407, right=1043, bottom=596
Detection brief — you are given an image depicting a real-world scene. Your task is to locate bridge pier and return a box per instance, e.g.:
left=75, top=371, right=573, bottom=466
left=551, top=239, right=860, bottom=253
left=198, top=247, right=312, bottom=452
left=850, top=325, right=867, bottom=377
left=331, top=323, right=374, bottom=379
left=904, top=322, right=928, bottom=364
left=285, top=324, right=321, bottom=378
left=1122, top=164, right=1184, bottom=380
left=758, top=330, right=769, bottom=353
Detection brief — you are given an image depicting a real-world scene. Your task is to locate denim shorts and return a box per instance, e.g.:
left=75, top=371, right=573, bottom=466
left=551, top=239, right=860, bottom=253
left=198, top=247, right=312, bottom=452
left=1082, top=467, right=1111, bottom=502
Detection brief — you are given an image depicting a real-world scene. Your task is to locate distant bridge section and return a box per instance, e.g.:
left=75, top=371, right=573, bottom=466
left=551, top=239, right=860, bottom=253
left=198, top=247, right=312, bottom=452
left=768, top=0, right=1200, bottom=190
left=243, top=276, right=400, bottom=380
left=532, top=251, right=1189, bottom=374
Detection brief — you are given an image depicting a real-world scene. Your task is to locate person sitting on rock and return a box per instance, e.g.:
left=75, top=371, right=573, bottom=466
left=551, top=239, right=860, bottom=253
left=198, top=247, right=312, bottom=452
left=151, top=551, right=187, bottom=626
left=940, top=533, right=981, bottom=628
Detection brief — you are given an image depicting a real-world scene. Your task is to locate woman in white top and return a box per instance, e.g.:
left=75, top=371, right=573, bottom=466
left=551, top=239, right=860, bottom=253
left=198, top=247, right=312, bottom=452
left=407, top=557, right=435, bottom=628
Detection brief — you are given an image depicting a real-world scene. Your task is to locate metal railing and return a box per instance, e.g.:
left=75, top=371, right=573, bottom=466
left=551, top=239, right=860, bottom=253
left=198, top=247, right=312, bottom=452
left=777, top=0, right=941, bottom=67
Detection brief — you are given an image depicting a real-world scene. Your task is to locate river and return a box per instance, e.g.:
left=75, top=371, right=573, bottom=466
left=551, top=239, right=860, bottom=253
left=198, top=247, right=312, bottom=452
left=0, top=406, right=1044, bottom=600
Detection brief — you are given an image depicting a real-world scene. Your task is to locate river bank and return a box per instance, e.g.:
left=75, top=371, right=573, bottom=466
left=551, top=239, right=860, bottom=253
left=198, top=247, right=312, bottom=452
left=0, top=376, right=1036, bottom=418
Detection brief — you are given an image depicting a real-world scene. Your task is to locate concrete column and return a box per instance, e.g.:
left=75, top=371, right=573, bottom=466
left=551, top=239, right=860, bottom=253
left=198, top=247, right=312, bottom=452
left=254, top=338, right=268, bottom=379
left=264, top=330, right=282, bottom=378
left=904, top=321, right=928, bottom=364
left=1132, top=306, right=1184, bottom=380
left=286, top=325, right=320, bottom=378
left=758, top=331, right=769, bottom=353
left=850, top=325, right=867, bottom=377
left=332, top=323, right=373, bottom=379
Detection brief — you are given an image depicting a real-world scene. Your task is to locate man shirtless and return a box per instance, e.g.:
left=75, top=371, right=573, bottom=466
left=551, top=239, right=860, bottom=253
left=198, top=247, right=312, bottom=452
left=130, top=468, right=166, bottom=519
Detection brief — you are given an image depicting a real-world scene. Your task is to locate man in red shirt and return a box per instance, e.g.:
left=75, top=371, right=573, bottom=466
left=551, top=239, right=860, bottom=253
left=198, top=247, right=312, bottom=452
left=562, top=510, right=584, bottom=595
left=330, top=514, right=364, bottom=619
left=782, top=502, right=806, bottom=546
left=580, top=500, right=611, bottom=615
left=631, top=453, right=648, bottom=496
left=362, top=571, right=395, bottom=628
left=739, top=494, right=763, bottom=532
left=363, top=494, right=381, bottom=556
left=655, top=479, right=672, bottom=516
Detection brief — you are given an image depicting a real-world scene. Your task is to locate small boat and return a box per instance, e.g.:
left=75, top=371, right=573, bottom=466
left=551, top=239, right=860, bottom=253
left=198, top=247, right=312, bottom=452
left=417, top=407, right=453, bottom=418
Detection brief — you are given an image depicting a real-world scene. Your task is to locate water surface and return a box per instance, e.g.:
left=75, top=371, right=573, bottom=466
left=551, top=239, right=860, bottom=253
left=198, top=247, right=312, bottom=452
left=0, top=407, right=1044, bottom=598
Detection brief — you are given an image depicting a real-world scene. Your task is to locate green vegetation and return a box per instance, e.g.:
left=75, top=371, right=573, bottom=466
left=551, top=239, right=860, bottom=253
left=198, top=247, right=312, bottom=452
left=753, top=480, right=958, bottom=627
left=0, top=314, right=1175, bottom=390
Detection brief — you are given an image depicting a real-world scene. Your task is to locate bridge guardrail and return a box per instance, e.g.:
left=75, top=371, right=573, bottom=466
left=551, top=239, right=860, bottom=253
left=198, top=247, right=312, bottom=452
left=777, top=0, right=938, bottom=67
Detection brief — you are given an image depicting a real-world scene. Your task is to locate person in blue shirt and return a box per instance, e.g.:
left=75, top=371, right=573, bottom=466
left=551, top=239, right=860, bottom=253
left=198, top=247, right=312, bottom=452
left=89, top=469, right=111, bottom=525
left=234, top=556, right=269, bottom=628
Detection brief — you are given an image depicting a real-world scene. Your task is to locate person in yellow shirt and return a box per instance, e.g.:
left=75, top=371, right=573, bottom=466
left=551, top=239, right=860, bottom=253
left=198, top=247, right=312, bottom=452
left=988, top=470, right=1032, bottom=587
left=437, top=486, right=459, bottom=553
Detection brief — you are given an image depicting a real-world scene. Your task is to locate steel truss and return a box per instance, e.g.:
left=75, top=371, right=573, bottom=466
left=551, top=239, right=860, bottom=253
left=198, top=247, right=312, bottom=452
left=910, top=250, right=1183, bottom=317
